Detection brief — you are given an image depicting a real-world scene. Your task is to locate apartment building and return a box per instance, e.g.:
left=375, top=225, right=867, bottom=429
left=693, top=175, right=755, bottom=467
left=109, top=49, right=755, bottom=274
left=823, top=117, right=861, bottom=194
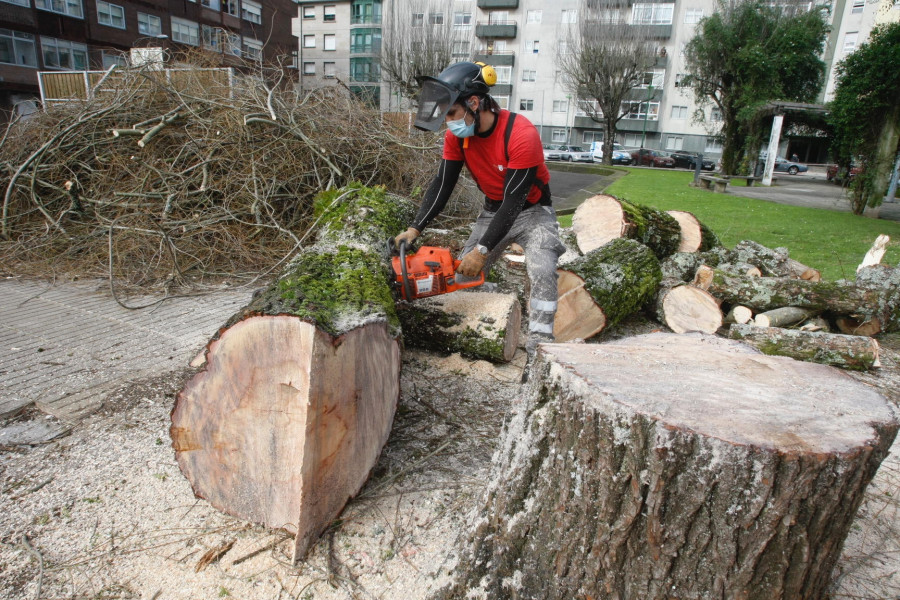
left=0, top=0, right=298, bottom=117
left=291, top=0, right=899, bottom=161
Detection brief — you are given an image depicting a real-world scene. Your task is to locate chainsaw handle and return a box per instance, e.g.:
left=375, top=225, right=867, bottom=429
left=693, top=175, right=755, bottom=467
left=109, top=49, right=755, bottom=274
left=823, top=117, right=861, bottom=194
left=451, top=259, right=486, bottom=288
left=398, top=240, right=415, bottom=302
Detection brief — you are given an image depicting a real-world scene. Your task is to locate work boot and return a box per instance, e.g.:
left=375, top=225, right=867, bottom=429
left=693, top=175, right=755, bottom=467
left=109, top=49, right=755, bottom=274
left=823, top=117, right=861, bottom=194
left=522, top=333, right=554, bottom=383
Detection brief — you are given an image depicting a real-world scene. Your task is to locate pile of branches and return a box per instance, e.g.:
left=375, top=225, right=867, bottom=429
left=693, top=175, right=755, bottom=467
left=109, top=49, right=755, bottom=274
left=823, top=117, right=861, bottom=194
left=0, top=59, right=456, bottom=295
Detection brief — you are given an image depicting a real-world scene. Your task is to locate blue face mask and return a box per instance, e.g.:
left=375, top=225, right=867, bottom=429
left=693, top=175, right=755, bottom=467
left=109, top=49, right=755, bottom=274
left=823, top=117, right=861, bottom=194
left=447, top=115, right=476, bottom=138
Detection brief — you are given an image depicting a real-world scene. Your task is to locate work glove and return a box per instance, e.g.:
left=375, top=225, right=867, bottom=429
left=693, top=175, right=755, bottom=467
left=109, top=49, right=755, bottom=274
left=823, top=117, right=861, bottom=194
left=394, top=227, right=420, bottom=248
left=456, top=249, right=487, bottom=278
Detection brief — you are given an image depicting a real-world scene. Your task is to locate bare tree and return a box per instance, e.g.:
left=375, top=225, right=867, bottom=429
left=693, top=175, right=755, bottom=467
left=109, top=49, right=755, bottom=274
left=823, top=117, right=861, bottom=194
left=558, top=0, right=659, bottom=165
left=381, top=0, right=473, bottom=105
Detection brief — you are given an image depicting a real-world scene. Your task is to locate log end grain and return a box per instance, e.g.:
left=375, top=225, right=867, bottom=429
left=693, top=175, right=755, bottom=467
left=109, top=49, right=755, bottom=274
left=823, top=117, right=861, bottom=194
left=659, top=285, right=723, bottom=334
left=571, top=194, right=624, bottom=254
left=667, top=210, right=702, bottom=253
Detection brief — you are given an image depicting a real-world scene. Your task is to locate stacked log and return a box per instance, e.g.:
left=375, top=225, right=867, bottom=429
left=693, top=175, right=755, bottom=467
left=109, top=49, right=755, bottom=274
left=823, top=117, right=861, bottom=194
left=435, top=334, right=898, bottom=599
left=571, top=194, right=685, bottom=258
left=728, top=324, right=881, bottom=370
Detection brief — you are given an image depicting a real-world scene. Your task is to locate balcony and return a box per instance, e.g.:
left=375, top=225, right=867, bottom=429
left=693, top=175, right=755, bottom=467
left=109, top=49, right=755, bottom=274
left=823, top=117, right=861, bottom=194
left=617, top=118, right=659, bottom=133
left=625, top=87, right=663, bottom=102
left=491, top=84, right=513, bottom=96
left=476, top=21, right=517, bottom=39
left=473, top=50, right=515, bottom=66
left=632, top=24, right=673, bottom=39
left=478, top=0, right=519, bottom=7
left=574, top=115, right=604, bottom=129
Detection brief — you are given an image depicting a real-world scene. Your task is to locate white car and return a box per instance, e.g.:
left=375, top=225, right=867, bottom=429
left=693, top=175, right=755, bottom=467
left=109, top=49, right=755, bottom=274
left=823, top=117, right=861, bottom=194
left=591, top=142, right=625, bottom=161
left=554, top=145, right=594, bottom=163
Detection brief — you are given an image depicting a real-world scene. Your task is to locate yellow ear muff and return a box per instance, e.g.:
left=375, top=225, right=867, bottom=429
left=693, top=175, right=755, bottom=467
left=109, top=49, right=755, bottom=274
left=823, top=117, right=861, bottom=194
left=475, top=62, right=498, bottom=87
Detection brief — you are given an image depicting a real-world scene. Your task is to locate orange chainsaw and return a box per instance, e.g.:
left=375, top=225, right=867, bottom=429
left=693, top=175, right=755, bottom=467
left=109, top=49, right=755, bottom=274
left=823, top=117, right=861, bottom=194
left=388, top=239, right=484, bottom=301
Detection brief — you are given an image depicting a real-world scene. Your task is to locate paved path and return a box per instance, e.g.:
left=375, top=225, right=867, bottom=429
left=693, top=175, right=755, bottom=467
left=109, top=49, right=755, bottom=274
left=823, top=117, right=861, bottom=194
left=0, top=278, right=254, bottom=426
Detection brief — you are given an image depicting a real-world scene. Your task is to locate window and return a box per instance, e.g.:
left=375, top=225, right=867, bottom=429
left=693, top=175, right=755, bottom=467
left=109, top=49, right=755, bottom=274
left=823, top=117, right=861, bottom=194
left=243, top=37, right=262, bottom=60
left=324, top=61, right=335, bottom=78
left=552, top=129, right=567, bottom=142
left=351, top=28, right=380, bottom=52
left=851, top=0, right=864, bottom=13
left=583, top=131, right=603, bottom=144
left=202, top=25, right=221, bottom=50
left=527, top=9, right=542, bottom=23
left=303, top=34, right=315, bottom=48
left=429, top=12, right=444, bottom=25
left=350, top=57, right=380, bottom=82
left=520, top=99, right=534, bottom=111
left=636, top=68, right=665, bottom=88
left=705, top=137, right=723, bottom=153
left=452, top=40, right=469, bottom=58
left=488, top=11, right=508, bottom=24
left=225, top=32, right=241, bottom=56
left=621, top=101, right=659, bottom=120
left=561, top=9, right=577, bottom=23
left=843, top=32, right=858, bottom=52
left=41, top=37, right=88, bottom=69
left=632, top=3, right=674, bottom=24
left=242, top=0, right=262, bottom=24
left=36, top=0, right=83, bottom=18
left=412, top=13, right=424, bottom=26
left=624, top=133, right=642, bottom=147
left=675, top=73, right=691, bottom=87
left=303, top=62, right=315, bottom=75
left=101, top=50, right=126, bottom=68
left=171, top=17, right=200, bottom=46
left=201, top=0, right=220, bottom=10
left=553, top=99, right=568, bottom=113
left=303, top=6, right=314, bottom=19
left=0, top=29, right=37, bottom=67
left=223, top=0, right=237, bottom=16
left=453, top=12, right=472, bottom=29
left=324, top=5, right=336, bottom=21
left=671, top=105, right=688, bottom=119
left=710, top=107, right=722, bottom=121
left=97, top=1, right=125, bottom=29
left=138, top=13, right=162, bottom=36
left=0, top=0, right=30, bottom=6
left=493, top=95, right=509, bottom=109
left=526, top=40, right=539, bottom=54
left=522, top=69, right=536, bottom=82
left=665, top=136, right=684, bottom=151
left=684, top=8, right=703, bottom=24
left=495, top=65, right=511, bottom=84
left=558, top=40, right=569, bottom=55
left=324, top=34, right=336, bottom=50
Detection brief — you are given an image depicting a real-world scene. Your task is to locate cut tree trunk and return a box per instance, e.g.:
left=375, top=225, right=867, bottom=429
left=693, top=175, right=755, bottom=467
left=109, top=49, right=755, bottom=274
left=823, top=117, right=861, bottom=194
left=728, top=240, right=820, bottom=281
left=553, top=238, right=662, bottom=342
left=654, top=281, right=723, bottom=334
left=724, top=304, right=753, bottom=324
left=396, top=291, right=521, bottom=362
left=666, top=210, right=720, bottom=253
left=752, top=306, right=819, bottom=328
left=571, top=194, right=682, bottom=258
left=706, top=269, right=899, bottom=332
left=728, top=323, right=881, bottom=370
left=434, top=334, right=898, bottom=600
left=171, top=185, right=415, bottom=564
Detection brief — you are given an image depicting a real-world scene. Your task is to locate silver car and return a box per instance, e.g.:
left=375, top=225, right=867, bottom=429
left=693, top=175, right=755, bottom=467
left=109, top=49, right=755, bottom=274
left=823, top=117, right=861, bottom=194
left=554, top=145, right=594, bottom=163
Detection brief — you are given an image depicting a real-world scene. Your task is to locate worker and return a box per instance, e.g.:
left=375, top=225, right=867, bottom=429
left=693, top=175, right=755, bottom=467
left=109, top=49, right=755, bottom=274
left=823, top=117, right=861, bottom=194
left=393, top=61, right=566, bottom=362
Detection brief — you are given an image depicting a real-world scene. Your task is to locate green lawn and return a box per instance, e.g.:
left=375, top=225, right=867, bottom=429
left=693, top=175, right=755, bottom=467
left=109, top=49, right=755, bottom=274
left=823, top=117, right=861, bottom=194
left=558, top=169, right=900, bottom=281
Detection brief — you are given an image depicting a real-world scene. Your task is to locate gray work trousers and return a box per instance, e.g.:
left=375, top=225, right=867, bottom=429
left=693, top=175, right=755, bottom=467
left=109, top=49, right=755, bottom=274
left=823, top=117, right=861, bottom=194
left=458, top=205, right=566, bottom=338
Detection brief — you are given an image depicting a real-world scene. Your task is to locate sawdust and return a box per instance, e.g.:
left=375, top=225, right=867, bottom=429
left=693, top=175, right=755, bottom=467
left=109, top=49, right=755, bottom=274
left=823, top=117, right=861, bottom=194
left=1, top=321, right=899, bottom=599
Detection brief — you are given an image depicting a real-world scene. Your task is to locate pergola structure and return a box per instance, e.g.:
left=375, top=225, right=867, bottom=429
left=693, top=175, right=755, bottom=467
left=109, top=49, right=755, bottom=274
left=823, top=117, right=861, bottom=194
left=756, top=101, right=830, bottom=186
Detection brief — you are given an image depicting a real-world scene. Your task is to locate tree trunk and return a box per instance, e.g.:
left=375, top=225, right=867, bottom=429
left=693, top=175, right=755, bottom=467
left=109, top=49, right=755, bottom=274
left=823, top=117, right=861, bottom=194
left=434, top=334, right=898, bottom=600
left=571, top=194, right=682, bottom=258
left=666, top=210, right=720, bottom=253
left=752, top=306, right=819, bottom=328
left=724, top=304, right=753, bottom=324
left=654, top=281, right=723, bottom=334
left=553, top=238, right=662, bottom=342
left=728, top=323, right=881, bottom=370
left=728, top=240, right=819, bottom=280
left=706, top=269, right=899, bottom=332
left=396, top=291, right=521, bottom=362
left=170, top=185, right=415, bottom=564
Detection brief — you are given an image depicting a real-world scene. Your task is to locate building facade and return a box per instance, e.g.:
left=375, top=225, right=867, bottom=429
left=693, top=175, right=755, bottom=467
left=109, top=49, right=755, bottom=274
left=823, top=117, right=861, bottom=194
left=0, top=0, right=297, bottom=117
left=292, top=0, right=899, bottom=163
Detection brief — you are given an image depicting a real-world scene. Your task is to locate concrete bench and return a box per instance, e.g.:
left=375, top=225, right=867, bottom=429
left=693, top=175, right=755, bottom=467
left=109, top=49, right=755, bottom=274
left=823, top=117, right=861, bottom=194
left=698, top=175, right=729, bottom=193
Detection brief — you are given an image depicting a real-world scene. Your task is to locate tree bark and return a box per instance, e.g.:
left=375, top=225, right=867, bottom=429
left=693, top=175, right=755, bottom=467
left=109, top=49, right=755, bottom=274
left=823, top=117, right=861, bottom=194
left=553, top=238, right=662, bottom=342
left=396, top=292, right=521, bottom=362
left=171, top=185, right=415, bottom=564
left=728, top=323, right=881, bottom=370
left=571, top=194, right=682, bottom=258
left=654, top=281, right=723, bottom=334
left=728, top=240, right=820, bottom=281
left=752, top=306, right=820, bottom=328
left=434, top=334, right=898, bottom=600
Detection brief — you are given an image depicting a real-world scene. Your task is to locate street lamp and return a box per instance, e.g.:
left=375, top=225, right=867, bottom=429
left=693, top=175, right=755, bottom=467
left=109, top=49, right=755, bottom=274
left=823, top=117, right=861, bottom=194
left=565, top=93, right=572, bottom=144
left=640, top=84, right=654, bottom=149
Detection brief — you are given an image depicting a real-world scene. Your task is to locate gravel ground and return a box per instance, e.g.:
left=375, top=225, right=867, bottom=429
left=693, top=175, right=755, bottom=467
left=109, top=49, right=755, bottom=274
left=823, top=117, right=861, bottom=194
left=1, top=321, right=899, bottom=600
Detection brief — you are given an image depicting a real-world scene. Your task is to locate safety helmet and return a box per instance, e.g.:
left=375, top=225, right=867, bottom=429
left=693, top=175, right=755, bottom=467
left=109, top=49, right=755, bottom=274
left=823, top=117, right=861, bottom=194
left=414, top=62, right=497, bottom=131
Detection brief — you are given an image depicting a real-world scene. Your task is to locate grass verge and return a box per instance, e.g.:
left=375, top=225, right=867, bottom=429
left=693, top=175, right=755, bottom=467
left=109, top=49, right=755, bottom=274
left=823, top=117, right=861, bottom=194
left=557, top=169, right=900, bottom=281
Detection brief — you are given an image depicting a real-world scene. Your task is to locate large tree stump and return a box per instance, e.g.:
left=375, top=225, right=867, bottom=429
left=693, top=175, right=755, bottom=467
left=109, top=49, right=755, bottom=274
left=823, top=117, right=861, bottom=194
left=728, top=323, right=881, bottom=370
left=571, top=194, right=682, bottom=258
left=171, top=185, right=414, bottom=563
left=396, top=291, right=521, bottom=362
left=435, top=334, right=897, bottom=600
left=553, top=238, right=662, bottom=342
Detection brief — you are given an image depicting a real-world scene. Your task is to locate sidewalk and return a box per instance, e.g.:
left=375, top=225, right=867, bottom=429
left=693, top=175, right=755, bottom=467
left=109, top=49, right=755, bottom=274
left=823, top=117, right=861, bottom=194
left=0, top=278, right=254, bottom=436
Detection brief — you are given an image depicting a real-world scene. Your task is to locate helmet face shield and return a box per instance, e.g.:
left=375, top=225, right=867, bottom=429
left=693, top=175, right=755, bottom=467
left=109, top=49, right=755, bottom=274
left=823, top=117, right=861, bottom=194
left=414, top=79, right=460, bottom=131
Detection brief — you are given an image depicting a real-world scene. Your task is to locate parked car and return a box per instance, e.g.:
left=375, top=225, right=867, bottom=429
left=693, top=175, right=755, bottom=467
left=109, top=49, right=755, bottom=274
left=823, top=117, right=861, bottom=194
left=610, top=149, right=632, bottom=165
left=630, top=148, right=675, bottom=168
left=669, top=151, right=715, bottom=171
left=553, top=144, right=594, bottom=163
left=591, top=142, right=625, bottom=161
left=773, top=157, right=808, bottom=175
left=826, top=163, right=862, bottom=183
left=543, top=144, right=563, bottom=161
